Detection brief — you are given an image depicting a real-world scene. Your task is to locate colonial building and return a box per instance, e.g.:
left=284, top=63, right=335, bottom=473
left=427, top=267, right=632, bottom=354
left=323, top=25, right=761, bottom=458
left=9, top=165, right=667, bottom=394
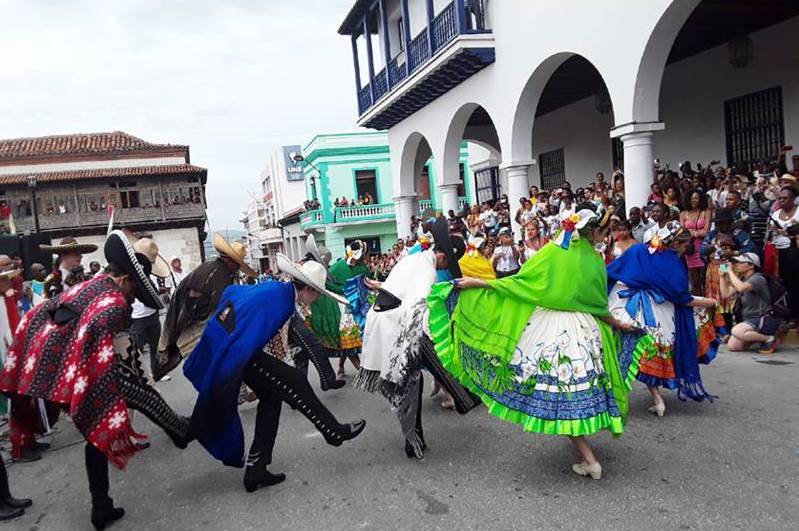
left=0, top=131, right=208, bottom=269
left=338, top=0, right=799, bottom=236
left=298, top=131, right=472, bottom=261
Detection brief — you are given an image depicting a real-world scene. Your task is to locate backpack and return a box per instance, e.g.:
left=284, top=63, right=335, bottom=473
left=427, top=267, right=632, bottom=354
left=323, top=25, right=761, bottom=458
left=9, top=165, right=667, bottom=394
left=767, top=276, right=791, bottom=320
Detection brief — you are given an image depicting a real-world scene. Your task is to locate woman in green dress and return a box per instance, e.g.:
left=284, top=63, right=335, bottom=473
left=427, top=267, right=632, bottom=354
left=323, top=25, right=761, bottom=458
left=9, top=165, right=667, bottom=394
left=428, top=204, right=650, bottom=479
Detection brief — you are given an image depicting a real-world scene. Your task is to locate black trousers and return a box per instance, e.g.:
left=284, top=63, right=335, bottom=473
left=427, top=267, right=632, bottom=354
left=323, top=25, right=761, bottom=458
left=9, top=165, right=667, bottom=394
left=84, top=365, right=189, bottom=510
left=241, top=351, right=345, bottom=468
left=131, top=312, right=162, bottom=374
left=0, top=454, right=13, bottom=500
left=286, top=314, right=338, bottom=390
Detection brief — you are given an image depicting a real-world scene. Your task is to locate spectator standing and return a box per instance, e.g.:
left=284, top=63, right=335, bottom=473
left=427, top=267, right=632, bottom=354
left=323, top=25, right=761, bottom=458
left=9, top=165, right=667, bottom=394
left=768, top=186, right=799, bottom=323
left=480, top=203, right=498, bottom=236
left=749, top=176, right=775, bottom=250
left=519, top=221, right=548, bottom=264
left=492, top=227, right=520, bottom=278
left=680, top=191, right=711, bottom=295
left=643, top=203, right=670, bottom=242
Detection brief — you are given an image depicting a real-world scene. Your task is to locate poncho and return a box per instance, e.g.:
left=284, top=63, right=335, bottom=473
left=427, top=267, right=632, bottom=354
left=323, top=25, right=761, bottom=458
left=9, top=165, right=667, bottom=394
left=184, top=281, right=294, bottom=467
left=0, top=275, right=141, bottom=468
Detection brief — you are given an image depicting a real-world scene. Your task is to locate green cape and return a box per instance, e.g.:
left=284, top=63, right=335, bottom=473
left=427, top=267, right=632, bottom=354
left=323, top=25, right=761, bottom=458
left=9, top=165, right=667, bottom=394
left=427, top=238, right=648, bottom=436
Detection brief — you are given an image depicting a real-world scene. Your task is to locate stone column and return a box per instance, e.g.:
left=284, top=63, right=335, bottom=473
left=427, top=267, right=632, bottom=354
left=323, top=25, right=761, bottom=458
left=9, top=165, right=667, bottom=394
left=440, top=183, right=459, bottom=215
left=620, top=132, right=655, bottom=216
left=394, top=194, right=418, bottom=239
left=503, top=164, right=531, bottom=239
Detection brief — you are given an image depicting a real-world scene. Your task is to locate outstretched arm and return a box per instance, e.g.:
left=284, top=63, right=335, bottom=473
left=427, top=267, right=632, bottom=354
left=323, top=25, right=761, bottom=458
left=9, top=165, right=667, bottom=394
left=454, top=277, right=490, bottom=290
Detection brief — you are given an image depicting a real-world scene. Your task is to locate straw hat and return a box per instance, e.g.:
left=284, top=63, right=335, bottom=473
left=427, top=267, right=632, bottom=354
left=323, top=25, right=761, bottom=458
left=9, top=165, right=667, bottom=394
left=276, top=253, right=347, bottom=305
left=40, top=237, right=98, bottom=255
left=213, top=233, right=257, bottom=277
left=133, top=238, right=170, bottom=278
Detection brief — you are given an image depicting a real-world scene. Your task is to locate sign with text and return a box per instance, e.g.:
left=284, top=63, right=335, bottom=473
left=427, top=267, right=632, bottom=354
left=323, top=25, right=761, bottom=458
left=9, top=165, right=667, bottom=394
left=282, top=145, right=305, bottom=182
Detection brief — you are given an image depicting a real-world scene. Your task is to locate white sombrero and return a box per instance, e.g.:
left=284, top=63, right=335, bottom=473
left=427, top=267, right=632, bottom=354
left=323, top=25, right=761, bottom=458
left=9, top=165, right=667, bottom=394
left=276, top=253, right=347, bottom=305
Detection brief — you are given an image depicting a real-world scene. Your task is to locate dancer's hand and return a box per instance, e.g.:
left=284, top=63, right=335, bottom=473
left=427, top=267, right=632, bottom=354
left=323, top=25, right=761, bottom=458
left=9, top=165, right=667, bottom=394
left=452, top=277, right=489, bottom=290
left=364, top=278, right=383, bottom=290
left=616, top=321, right=640, bottom=333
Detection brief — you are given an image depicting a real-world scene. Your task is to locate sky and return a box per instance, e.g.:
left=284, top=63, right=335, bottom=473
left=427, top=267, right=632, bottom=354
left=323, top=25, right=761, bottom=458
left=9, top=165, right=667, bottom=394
left=0, top=0, right=360, bottom=232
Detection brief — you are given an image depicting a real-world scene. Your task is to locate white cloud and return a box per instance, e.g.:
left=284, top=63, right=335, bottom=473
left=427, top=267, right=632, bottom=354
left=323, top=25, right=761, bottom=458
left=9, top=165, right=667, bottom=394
left=0, top=0, right=362, bottom=231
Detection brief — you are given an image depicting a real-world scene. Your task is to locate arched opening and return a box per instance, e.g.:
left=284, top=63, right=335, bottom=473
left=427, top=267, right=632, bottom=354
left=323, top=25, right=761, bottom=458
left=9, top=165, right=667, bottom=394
left=639, top=0, right=799, bottom=176
left=440, top=103, right=502, bottom=215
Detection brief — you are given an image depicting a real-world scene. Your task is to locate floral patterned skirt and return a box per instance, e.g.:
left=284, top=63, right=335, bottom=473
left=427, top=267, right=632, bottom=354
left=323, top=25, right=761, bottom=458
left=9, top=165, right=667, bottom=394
left=456, top=308, right=637, bottom=436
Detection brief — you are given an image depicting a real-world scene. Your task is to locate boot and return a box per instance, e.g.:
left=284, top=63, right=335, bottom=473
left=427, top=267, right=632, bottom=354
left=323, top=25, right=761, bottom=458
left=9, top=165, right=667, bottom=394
left=0, top=504, right=24, bottom=522
left=90, top=504, right=125, bottom=531
left=242, top=452, right=285, bottom=493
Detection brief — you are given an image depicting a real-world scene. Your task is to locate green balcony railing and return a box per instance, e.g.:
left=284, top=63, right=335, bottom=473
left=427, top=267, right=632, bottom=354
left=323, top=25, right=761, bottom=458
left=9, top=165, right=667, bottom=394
left=300, top=209, right=325, bottom=229
left=334, top=203, right=395, bottom=223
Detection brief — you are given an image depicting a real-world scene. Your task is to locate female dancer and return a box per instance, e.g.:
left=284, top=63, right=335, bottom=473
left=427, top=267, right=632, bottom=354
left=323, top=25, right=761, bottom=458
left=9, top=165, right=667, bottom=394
left=430, top=204, right=643, bottom=479
left=607, top=222, right=718, bottom=417
left=680, top=191, right=711, bottom=295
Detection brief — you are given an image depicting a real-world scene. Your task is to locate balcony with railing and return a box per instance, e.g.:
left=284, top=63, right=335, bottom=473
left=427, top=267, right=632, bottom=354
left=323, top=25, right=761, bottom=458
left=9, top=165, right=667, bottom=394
left=300, top=209, right=325, bottom=230
left=341, top=0, right=494, bottom=130
left=335, top=203, right=395, bottom=223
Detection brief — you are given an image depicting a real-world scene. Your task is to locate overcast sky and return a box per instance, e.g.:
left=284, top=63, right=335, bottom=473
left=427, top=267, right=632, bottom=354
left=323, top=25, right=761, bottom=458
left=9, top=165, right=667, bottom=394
left=0, top=0, right=360, bottom=232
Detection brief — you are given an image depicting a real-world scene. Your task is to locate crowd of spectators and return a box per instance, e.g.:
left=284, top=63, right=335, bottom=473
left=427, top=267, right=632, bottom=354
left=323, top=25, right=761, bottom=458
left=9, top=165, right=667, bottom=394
left=397, top=148, right=799, bottom=351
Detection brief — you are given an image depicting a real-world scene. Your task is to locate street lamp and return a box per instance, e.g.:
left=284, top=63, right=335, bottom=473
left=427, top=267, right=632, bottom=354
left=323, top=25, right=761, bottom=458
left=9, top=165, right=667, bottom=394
left=26, top=174, right=40, bottom=233
left=293, top=153, right=323, bottom=208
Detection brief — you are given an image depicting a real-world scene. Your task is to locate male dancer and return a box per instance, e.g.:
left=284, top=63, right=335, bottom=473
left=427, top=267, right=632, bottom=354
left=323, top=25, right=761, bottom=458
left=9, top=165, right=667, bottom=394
left=1, top=231, right=191, bottom=530
left=184, top=254, right=366, bottom=492
left=355, top=217, right=477, bottom=458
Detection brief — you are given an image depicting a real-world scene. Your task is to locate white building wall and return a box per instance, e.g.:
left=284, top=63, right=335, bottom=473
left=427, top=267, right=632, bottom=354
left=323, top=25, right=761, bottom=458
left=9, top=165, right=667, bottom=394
left=655, top=17, right=799, bottom=169
left=530, top=96, right=615, bottom=189
left=66, top=226, right=203, bottom=275
left=268, top=147, right=306, bottom=220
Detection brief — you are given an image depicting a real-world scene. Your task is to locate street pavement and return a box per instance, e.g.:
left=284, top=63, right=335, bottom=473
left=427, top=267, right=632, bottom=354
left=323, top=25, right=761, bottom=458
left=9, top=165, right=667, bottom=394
left=5, top=344, right=799, bottom=531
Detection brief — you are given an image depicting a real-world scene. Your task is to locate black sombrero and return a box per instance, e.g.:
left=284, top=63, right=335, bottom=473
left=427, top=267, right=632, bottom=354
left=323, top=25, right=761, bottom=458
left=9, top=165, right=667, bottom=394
left=104, top=230, right=163, bottom=309
left=431, top=216, right=465, bottom=278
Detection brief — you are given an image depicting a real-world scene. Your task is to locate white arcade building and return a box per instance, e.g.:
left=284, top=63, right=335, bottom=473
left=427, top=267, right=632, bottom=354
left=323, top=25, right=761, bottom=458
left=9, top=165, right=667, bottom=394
left=338, top=0, right=799, bottom=237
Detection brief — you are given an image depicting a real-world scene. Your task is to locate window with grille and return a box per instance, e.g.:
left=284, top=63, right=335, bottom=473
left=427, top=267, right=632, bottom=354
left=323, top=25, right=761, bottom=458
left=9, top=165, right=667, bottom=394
left=724, top=86, right=784, bottom=174
left=474, top=166, right=500, bottom=205
left=539, top=148, right=565, bottom=191
left=612, top=138, right=624, bottom=172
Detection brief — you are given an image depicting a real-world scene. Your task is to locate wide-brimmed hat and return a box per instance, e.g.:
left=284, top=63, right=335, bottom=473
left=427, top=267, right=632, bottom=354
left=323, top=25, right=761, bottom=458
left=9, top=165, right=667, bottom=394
left=133, top=238, right=170, bottom=278
left=104, top=230, right=163, bottom=309
left=213, top=233, right=257, bottom=277
left=0, top=268, right=22, bottom=280
left=40, top=237, right=98, bottom=255
left=276, top=253, right=347, bottom=305
left=305, top=233, right=332, bottom=268
left=431, top=216, right=465, bottom=278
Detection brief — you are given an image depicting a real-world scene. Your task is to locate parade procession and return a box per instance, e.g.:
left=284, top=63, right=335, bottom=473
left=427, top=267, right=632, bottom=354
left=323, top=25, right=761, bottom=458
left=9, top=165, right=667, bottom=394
left=1, top=1, right=798, bottom=530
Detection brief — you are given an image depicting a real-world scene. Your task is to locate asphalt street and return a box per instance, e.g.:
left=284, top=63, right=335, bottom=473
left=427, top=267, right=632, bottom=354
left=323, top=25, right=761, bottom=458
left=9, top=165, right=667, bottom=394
left=5, top=345, right=799, bottom=531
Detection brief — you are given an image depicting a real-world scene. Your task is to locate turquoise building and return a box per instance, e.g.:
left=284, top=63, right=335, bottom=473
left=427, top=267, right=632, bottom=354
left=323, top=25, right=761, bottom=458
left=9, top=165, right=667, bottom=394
left=299, top=132, right=471, bottom=260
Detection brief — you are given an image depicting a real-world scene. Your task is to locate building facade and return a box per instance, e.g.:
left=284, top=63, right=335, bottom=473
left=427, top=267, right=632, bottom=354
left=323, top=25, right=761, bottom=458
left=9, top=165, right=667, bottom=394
left=338, top=0, right=799, bottom=236
left=299, top=131, right=472, bottom=261
left=0, top=131, right=208, bottom=269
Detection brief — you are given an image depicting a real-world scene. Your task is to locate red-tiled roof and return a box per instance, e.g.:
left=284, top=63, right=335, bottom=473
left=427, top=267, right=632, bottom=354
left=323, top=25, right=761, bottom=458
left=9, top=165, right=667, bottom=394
left=0, top=163, right=206, bottom=186
left=0, top=131, right=187, bottom=161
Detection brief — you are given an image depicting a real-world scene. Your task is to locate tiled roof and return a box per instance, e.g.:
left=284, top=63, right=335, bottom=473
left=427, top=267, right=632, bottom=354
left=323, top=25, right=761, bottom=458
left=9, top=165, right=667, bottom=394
left=0, top=163, right=206, bottom=186
left=0, top=131, right=187, bottom=161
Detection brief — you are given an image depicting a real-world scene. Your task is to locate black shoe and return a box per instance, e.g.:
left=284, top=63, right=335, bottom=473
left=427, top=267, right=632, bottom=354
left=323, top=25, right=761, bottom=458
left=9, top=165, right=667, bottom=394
left=243, top=468, right=286, bottom=493
left=135, top=441, right=151, bottom=450
left=12, top=449, right=41, bottom=463
left=167, top=417, right=193, bottom=450
left=0, top=504, right=24, bottom=521
left=33, top=441, right=51, bottom=451
left=341, top=419, right=366, bottom=443
left=91, top=506, right=125, bottom=531
left=323, top=379, right=346, bottom=391
left=2, top=497, right=32, bottom=509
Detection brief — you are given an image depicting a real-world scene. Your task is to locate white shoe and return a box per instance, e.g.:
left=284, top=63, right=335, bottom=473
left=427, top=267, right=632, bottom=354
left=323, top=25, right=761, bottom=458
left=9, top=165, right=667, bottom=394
left=571, top=461, right=602, bottom=480
left=647, top=399, right=666, bottom=417
left=158, top=375, right=172, bottom=382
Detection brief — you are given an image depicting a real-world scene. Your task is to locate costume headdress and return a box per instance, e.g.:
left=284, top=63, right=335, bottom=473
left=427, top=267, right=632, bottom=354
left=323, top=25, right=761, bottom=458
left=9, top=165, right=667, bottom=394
left=644, top=220, right=683, bottom=254
left=345, top=240, right=367, bottom=266
left=466, top=233, right=486, bottom=257
left=431, top=216, right=465, bottom=278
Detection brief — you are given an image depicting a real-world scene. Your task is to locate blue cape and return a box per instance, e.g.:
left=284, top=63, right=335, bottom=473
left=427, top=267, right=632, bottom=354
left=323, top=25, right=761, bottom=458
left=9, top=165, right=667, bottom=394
left=606, top=243, right=713, bottom=402
left=184, top=281, right=295, bottom=467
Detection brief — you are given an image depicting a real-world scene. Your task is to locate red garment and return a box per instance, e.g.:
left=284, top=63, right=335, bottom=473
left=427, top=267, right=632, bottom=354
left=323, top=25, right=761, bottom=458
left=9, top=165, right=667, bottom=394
left=0, top=275, right=143, bottom=469
left=3, top=295, right=19, bottom=332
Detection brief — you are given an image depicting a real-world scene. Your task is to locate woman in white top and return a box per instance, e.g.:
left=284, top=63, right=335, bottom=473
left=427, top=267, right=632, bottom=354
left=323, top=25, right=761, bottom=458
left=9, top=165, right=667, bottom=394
left=769, top=185, right=799, bottom=321
left=519, top=220, right=548, bottom=264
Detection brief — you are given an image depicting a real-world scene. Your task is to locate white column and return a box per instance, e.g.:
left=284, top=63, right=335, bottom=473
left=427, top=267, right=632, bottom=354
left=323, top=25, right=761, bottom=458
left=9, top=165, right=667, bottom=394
left=440, top=183, right=459, bottom=215
left=394, top=194, right=417, bottom=239
left=620, top=132, right=655, bottom=215
left=504, top=164, right=531, bottom=239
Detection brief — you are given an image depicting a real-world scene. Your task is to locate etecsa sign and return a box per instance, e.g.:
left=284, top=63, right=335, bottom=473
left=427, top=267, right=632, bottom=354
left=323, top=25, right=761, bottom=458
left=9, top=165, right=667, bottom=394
left=283, top=145, right=305, bottom=182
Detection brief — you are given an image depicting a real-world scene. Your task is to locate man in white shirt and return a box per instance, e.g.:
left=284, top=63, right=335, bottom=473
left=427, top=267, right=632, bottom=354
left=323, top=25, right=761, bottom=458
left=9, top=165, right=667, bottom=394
left=480, top=204, right=498, bottom=236
left=642, top=203, right=669, bottom=243
left=166, top=257, right=187, bottom=293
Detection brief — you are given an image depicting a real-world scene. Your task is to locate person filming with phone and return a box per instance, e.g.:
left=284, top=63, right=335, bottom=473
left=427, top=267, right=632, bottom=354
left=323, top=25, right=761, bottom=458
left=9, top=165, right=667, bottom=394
left=719, top=252, right=783, bottom=354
